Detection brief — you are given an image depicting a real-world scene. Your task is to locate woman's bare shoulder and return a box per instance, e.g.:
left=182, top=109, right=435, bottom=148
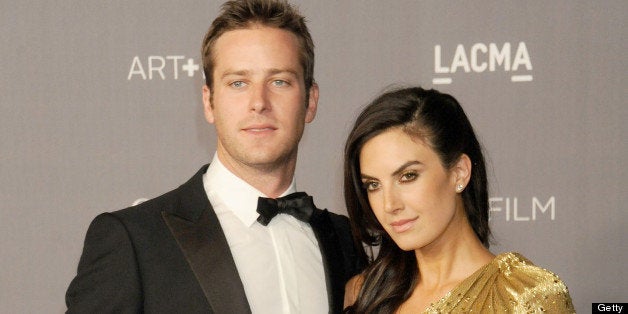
left=344, top=273, right=365, bottom=309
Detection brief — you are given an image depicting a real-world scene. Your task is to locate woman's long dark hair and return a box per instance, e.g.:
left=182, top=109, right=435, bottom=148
left=343, top=87, right=490, bottom=313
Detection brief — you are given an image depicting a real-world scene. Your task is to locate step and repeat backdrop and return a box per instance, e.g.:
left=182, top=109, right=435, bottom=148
left=1, top=1, right=625, bottom=312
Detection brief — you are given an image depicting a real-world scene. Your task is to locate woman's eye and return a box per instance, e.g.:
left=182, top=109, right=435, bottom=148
left=400, top=172, right=418, bottom=182
left=363, top=181, right=380, bottom=191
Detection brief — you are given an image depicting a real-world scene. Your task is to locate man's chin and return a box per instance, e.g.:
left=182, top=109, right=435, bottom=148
left=245, top=150, right=297, bottom=169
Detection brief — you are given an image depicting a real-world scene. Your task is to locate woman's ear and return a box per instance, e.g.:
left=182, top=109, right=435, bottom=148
left=453, top=154, right=472, bottom=192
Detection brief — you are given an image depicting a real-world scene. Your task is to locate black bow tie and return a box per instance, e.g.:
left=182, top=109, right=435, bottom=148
left=256, top=192, right=315, bottom=226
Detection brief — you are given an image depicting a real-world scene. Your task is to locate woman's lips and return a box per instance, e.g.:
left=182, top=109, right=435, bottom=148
left=390, top=217, right=418, bottom=233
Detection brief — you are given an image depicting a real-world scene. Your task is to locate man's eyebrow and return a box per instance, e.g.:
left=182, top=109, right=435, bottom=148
left=220, top=70, right=249, bottom=79
left=267, top=68, right=299, bottom=77
left=219, top=68, right=299, bottom=80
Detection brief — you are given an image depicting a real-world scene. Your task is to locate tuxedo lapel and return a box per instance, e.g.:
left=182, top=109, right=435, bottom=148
left=162, top=166, right=251, bottom=314
left=310, top=209, right=346, bottom=314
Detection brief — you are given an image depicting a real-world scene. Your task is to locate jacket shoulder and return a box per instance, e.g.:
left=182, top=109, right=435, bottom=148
left=111, top=164, right=210, bottom=223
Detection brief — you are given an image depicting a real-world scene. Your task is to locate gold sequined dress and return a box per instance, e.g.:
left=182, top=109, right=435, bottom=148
left=424, top=252, right=575, bottom=313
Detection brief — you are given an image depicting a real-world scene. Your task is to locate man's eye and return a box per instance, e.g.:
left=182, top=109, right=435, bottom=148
left=272, top=80, right=288, bottom=87
left=230, top=81, right=246, bottom=88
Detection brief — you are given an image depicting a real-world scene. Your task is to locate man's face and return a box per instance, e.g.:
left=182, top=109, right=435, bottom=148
left=203, top=26, right=318, bottom=173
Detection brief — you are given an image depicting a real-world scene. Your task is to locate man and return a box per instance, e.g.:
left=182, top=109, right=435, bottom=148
left=65, top=0, right=366, bottom=313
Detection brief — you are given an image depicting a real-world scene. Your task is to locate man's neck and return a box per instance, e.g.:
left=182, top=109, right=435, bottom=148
left=216, top=152, right=297, bottom=198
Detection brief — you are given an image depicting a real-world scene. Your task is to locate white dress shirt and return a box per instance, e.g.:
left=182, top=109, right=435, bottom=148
left=203, top=154, right=328, bottom=314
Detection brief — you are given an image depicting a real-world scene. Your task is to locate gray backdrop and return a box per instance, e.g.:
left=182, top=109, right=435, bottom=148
left=1, top=1, right=626, bottom=312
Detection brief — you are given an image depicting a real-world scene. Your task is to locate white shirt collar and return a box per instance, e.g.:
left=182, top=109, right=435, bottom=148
left=203, top=153, right=297, bottom=227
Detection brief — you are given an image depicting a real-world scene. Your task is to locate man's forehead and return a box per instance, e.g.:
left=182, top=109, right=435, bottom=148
left=211, top=27, right=303, bottom=75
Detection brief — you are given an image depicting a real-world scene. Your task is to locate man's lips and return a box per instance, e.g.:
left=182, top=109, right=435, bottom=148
left=390, top=217, right=418, bottom=233
left=242, top=124, right=277, bottom=132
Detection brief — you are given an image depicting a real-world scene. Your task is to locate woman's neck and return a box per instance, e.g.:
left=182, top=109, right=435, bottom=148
left=396, top=223, right=493, bottom=314
left=414, top=217, right=494, bottom=291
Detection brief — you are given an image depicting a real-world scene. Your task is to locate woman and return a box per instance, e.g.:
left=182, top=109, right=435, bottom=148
left=343, top=87, right=574, bottom=313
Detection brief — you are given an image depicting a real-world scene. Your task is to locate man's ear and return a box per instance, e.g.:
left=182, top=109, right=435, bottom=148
left=453, top=153, right=472, bottom=190
left=202, top=85, right=214, bottom=124
left=305, top=83, right=319, bottom=123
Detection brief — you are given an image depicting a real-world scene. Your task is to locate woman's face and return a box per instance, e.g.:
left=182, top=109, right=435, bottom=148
left=359, top=127, right=467, bottom=252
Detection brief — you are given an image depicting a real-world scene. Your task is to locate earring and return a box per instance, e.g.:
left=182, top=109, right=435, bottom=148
left=456, top=184, right=464, bottom=192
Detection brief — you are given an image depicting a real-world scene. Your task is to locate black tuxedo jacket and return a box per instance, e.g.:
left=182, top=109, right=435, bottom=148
left=66, top=165, right=366, bottom=313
